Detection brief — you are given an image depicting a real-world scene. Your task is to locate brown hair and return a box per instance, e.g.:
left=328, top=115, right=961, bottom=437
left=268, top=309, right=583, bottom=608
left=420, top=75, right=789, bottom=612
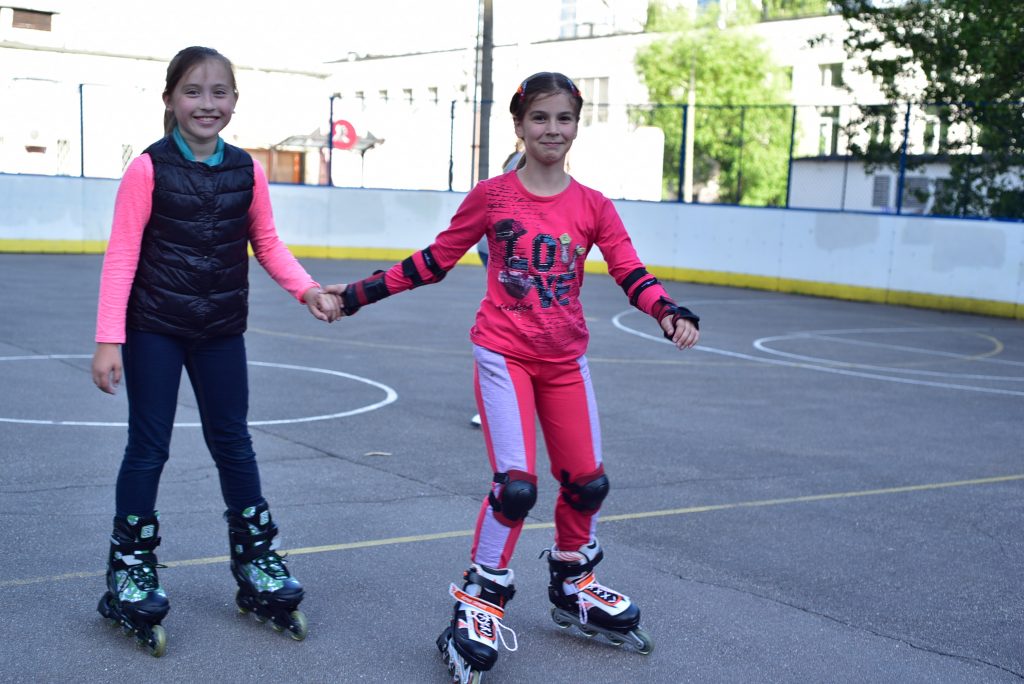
left=508, top=72, right=583, bottom=123
left=162, top=46, right=238, bottom=136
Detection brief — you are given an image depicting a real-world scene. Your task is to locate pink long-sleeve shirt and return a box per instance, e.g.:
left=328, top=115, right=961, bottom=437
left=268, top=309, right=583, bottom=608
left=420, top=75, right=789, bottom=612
left=95, top=154, right=318, bottom=343
left=381, top=171, right=679, bottom=363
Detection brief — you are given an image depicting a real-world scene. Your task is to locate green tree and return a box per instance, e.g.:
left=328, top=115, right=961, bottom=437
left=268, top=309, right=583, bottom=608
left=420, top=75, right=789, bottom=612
left=760, top=0, right=832, bottom=20
left=835, top=0, right=1024, bottom=219
left=636, top=3, right=793, bottom=204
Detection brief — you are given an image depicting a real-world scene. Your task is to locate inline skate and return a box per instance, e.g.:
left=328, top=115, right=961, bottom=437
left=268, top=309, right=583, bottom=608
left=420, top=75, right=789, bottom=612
left=225, top=501, right=307, bottom=640
left=437, top=564, right=518, bottom=683
left=543, top=540, right=653, bottom=654
left=97, top=513, right=169, bottom=657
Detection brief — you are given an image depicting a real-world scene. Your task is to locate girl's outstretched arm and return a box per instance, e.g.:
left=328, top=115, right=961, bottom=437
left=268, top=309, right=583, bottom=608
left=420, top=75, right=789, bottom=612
left=320, top=183, right=491, bottom=316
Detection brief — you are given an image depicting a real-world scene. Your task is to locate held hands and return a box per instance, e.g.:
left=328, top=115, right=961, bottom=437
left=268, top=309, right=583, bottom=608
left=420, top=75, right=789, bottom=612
left=321, top=283, right=348, bottom=312
left=660, top=315, right=700, bottom=350
left=92, top=342, right=122, bottom=394
left=303, top=287, right=343, bottom=323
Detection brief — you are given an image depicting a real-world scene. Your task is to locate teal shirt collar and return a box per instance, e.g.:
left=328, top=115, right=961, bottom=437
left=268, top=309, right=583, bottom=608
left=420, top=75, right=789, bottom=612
left=172, top=127, right=225, bottom=166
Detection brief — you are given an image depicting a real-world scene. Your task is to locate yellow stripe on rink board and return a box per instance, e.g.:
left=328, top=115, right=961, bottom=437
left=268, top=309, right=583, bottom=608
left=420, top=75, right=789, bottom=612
left=0, top=241, right=1017, bottom=318
left=2, top=474, right=1021, bottom=589
left=0, top=239, right=108, bottom=254
left=647, top=265, right=1022, bottom=320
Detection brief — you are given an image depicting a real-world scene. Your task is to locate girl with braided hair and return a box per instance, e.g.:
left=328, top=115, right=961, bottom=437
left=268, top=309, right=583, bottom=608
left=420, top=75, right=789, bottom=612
left=325, top=71, right=699, bottom=680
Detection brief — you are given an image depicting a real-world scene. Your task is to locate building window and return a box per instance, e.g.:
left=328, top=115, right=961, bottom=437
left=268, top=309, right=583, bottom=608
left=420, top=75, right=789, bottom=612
left=428, top=87, right=439, bottom=104
left=871, top=175, right=890, bottom=208
left=819, top=63, right=843, bottom=88
left=902, top=177, right=930, bottom=210
left=12, top=9, right=52, bottom=31
left=559, top=0, right=577, bottom=38
left=922, top=105, right=946, bottom=154
left=817, top=106, right=840, bottom=155
left=56, top=139, right=71, bottom=175
left=575, top=76, right=608, bottom=126
left=403, top=88, right=413, bottom=104
left=378, top=89, right=388, bottom=102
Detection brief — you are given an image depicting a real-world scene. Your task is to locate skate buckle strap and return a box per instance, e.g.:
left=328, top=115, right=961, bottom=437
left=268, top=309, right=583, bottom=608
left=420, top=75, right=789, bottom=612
left=449, top=584, right=505, bottom=620
left=117, top=560, right=165, bottom=594
left=113, top=534, right=161, bottom=555
left=448, top=584, right=519, bottom=652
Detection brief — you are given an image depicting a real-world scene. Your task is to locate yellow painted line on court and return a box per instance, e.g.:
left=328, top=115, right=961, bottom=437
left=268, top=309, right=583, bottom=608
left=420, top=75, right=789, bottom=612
left=599, top=473, right=1024, bottom=522
left=3, top=473, right=1022, bottom=589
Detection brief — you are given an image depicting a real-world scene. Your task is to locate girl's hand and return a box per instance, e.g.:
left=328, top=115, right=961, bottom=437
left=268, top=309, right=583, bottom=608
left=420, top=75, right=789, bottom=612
left=92, top=343, right=122, bottom=394
left=321, top=283, right=348, bottom=314
left=660, top=316, right=699, bottom=350
left=303, top=287, right=342, bottom=323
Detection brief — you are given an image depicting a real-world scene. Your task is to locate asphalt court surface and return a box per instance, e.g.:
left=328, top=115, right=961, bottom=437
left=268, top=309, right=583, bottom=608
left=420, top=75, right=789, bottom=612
left=1, top=253, right=1022, bottom=683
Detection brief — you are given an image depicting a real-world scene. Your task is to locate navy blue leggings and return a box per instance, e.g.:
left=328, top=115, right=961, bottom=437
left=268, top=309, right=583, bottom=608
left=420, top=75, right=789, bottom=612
left=115, top=330, right=263, bottom=517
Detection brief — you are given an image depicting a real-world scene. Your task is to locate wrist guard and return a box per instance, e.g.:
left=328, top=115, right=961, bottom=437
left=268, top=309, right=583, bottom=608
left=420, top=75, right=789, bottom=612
left=342, top=270, right=390, bottom=316
left=653, top=296, right=699, bottom=340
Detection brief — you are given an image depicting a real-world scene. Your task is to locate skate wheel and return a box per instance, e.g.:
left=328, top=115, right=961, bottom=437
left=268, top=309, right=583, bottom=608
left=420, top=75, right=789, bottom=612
left=148, top=625, right=167, bottom=658
left=606, top=634, right=625, bottom=647
left=633, top=627, right=654, bottom=655
left=550, top=607, right=572, bottom=629
left=288, top=610, right=308, bottom=641
left=254, top=613, right=268, bottom=624
left=579, top=625, right=599, bottom=638
left=97, top=592, right=113, bottom=619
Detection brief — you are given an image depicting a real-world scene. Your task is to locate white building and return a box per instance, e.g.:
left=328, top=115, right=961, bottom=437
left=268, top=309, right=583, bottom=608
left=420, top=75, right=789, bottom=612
left=0, top=1, right=960, bottom=212
left=0, top=2, right=331, bottom=182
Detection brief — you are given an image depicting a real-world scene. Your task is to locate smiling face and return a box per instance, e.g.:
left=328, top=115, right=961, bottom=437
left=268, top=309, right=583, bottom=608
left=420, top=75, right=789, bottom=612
left=163, top=58, right=237, bottom=156
left=514, top=92, right=579, bottom=168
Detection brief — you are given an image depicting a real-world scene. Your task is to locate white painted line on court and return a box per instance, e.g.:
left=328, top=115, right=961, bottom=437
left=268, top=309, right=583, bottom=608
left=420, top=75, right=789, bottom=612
left=0, top=355, right=397, bottom=426
left=611, top=311, right=1024, bottom=397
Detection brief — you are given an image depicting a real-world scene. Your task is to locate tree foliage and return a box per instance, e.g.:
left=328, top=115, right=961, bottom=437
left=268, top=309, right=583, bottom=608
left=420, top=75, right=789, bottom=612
left=636, top=3, right=793, bottom=204
left=759, top=0, right=832, bottom=21
left=835, top=0, right=1024, bottom=219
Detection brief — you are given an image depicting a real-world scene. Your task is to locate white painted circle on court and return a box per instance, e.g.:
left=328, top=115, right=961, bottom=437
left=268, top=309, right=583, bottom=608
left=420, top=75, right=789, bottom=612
left=611, top=310, right=1024, bottom=397
left=0, top=355, right=398, bottom=426
left=753, top=328, right=1024, bottom=382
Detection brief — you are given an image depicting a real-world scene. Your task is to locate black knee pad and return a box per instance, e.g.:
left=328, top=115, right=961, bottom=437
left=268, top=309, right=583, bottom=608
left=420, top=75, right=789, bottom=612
left=488, top=470, right=538, bottom=526
left=560, top=466, right=609, bottom=512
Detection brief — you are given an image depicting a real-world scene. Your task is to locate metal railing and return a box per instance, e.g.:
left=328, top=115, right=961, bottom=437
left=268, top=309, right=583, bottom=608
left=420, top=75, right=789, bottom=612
left=3, top=76, right=1021, bottom=221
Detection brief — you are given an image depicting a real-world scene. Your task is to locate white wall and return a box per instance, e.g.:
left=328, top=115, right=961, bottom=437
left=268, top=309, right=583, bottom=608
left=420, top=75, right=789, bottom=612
left=1, top=173, right=1020, bottom=318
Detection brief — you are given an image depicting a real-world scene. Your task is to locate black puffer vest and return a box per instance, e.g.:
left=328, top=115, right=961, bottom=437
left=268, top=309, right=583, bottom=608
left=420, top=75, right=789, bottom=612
left=126, top=137, right=255, bottom=339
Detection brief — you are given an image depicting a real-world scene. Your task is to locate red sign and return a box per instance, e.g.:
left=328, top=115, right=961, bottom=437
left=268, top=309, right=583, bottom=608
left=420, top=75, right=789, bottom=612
left=332, top=120, right=356, bottom=150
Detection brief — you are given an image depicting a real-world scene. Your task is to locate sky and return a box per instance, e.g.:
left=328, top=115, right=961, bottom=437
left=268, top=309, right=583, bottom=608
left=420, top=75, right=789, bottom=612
left=54, top=0, right=484, bottom=70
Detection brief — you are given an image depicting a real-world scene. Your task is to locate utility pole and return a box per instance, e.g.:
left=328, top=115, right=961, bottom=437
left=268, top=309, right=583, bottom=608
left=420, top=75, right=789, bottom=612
left=682, top=2, right=699, bottom=203
left=683, top=61, right=695, bottom=202
left=476, top=0, right=493, bottom=182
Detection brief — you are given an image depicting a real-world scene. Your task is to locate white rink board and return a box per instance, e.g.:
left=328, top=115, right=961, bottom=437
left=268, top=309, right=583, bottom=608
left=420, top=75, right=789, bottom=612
left=1, top=173, right=1021, bottom=308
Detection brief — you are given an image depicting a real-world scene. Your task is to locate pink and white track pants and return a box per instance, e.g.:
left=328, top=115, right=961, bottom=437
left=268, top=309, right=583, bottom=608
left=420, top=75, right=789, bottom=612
left=470, top=345, right=604, bottom=568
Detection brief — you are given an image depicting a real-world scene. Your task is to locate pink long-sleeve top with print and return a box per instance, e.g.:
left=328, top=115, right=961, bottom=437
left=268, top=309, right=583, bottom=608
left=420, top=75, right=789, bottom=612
left=382, top=171, right=679, bottom=363
left=95, top=154, right=318, bottom=343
